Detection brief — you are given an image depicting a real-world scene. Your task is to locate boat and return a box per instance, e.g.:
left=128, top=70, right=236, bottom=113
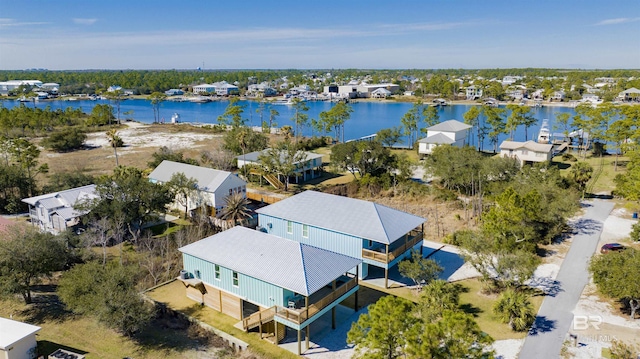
left=432, top=98, right=448, bottom=106
left=170, top=113, right=181, bottom=123
left=537, top=119, right=551, bottom=144
left=189, top=96, right=211, bottom=103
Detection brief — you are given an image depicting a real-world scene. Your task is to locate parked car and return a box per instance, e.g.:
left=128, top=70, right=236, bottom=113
left=600, top=243, right=626, bottom=254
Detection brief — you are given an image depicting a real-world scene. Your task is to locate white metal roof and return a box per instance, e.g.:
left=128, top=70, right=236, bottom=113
left=499, top=140, right=553, bottom=153
left=256, top=190, right=425, bottom=244
left=179, top=226, right=361, bottom=296
left=237, top=149, right=324, bottom=164
left=22, top=185, right=97, bottom=208
left=0, top=317, right=40, bottom=349
left=419, top=133, right=455, bottom=144
left=427, top=120, right=472, bottom=133
left=148, top=161, right=245, bottom=192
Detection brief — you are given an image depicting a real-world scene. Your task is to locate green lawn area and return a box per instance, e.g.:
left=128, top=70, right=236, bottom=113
left=553, top=152, right=629, bottom=195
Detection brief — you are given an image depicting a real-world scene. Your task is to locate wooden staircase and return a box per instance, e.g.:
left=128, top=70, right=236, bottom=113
left=263, top=173, right=284, bottom=190
left=242, top=306, right=276, bottom=331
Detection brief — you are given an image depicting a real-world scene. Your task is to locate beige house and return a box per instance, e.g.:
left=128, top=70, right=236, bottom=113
left=418, top=120, right=472, bottom=155
left=499, top=140, right=553, bottom=166
left=0, top=317, right=40, bottom=359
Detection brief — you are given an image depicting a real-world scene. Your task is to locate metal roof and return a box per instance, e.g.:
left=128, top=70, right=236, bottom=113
left=0, top=317, right=41, bottom=349
left=179, top=226, right=361, bottom=296
left=256, top=190, right=426, bottom=244
left=237, top=149, right=324, bottom=164
left=418, top=133, right=456, bottom=144
left=499, top=140, right=553, bottom=153
left=22, top=185, right=97, bottom=208
left=148, top=161, right=245, bottom=192
left=427, top=120, right=472, bottom=133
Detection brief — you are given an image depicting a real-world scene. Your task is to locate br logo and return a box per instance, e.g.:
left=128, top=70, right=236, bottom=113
left=572, top=315, right=603, bottom=330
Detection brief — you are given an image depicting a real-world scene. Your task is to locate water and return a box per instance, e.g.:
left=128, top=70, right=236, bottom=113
left=1, top=98, right=578, bottom=148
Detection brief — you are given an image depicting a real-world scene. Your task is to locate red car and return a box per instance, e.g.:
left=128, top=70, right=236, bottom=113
left=600, top=243, right=626, bottom=254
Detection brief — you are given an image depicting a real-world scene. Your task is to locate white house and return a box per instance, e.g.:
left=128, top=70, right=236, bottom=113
left=0, top=80, right=43, bottom=96
left=22, top=185, right=97, bottom=234
left=418, top=120, right=472, bottom=155
left=0, top=317, right=40, bottom=359
left=551, top=91, right=566, bottom=102
left=466, top=85, right=483, bottom=100
left=499, top=140, right=553, bottom=166
left=371, top=88, right=392, bottom=98
left=212, top=81, right=239, bottom=96
left=192, top=83, right=216, bottom=94
left=617, top=88, right=640, bottom=102
left=148, top=160, right=246, bottom=217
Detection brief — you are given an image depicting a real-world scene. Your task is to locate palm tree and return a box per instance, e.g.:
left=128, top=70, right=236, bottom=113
left=106, top=129, right=123, bottom=166
left=493, top=289, right=535, bottom=332
left=220, top=193, right=252, bottom=226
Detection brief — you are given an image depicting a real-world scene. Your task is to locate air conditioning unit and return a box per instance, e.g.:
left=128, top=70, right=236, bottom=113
left=49, top=348, right=86, bottom=359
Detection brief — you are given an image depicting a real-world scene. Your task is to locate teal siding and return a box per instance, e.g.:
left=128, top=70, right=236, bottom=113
left=182, top=253, right=285, bottom=308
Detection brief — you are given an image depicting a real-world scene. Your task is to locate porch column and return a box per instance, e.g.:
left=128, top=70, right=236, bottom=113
left=258, top=312, right=262, bottom=338
left=332, top=280, right=337, bottom=329
left=274, top=321, right=279, bottom=345
left=385, top=244, right=389, bottom=289
left=305, top=296, right=309, bottom=323
left=355, top=266, right=359, bottom=311
left=297, top=329, right=301, bottom=355
left=306, top=325, right=310, bottom=350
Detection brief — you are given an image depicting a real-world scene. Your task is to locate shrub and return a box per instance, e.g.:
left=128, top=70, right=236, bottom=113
left=42, top=127, right=87, bottom=152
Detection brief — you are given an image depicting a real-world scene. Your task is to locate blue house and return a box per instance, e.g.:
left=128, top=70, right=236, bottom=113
left=255, top=190, right=426, bottom=288
left=178, top=226, right=361, bottom=354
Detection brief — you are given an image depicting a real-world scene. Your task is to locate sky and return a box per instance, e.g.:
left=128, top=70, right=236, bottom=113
left=0, top=0, right=639, bottom=70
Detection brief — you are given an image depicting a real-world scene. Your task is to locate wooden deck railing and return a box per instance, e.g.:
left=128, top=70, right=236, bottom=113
left=275, top=276, right=358, bottom=324
left=242, top=306, right=276, bottom=330
left=361, top=230, right=423, bottom=264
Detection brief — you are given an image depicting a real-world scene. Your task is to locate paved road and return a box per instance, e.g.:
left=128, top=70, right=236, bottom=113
left=518, top=200, right=614, bottom=359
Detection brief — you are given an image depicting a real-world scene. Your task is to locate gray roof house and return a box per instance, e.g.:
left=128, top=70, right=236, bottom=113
left=22, top=185, right=97, bottom=234
left=179, top=225, right=361, bottom=355
left=256, top=190, right=426, bottom=288
left=236, top=149, right=324, bottom=188
left=148, top=160, right=246, bottom=216
left=418, top=119, right=472, bottom=155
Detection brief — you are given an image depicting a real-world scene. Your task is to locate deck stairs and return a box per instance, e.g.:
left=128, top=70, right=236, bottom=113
left=263, top=173, right=284, bottom=190
left=241, top=306, right=276, bottom=331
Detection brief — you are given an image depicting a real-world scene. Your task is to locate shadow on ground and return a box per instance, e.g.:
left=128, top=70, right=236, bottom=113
left=528, top=315, right=557, bottom=335
left=38, top=341, right=88, bottom=357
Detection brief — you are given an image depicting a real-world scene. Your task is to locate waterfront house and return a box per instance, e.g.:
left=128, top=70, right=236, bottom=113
left=551, top=91, right=566, bottom=102
left=255, top=190, right=426, bottom=289
left=371, top=88, right=392, bottom=98
left=178, top=226, right=361, bottom=355
left=466, top=85, right=483, bottom=100
left=0, top=317, right=40, bottom=359
left=236, top=149, right=324, bottom=188
left=212, top=81, right=240, bottom=96
left=192, top=83, right=216, bottom=94
left=617, top=88, right=640, bottom=102
left=499, top=140, right=553, bottom=166
left=148, top=160, right=246, bottom=217
left=418, top=119, right=472, bottom=155
left=164, top=88, right=184, bottom=96
left=22, top=185, right=97, bottom=234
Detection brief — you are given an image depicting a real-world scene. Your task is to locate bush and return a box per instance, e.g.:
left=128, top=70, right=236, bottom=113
left=562, top=152, right=577, bottom=162
left=41, top=127, right=87, bottom=152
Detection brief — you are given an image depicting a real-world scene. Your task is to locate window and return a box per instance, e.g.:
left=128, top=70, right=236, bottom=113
left=287, top=221, right=293, bottom=234
left=302, top=224, right=309, bottom=238
left=232, top=271, right=239, bottom=286
left=368, top=240, right=373, bottom=248
left=229, top=189, right=233, bottom=195
left=521, top=150, right=528, bottom=155
left=215, top=265, right=220, bottom=280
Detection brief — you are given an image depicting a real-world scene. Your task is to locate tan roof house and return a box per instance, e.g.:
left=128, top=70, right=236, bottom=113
left=499, top=140, right=553, bottom=166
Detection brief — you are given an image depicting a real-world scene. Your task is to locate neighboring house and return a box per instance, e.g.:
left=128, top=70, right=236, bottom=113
left=531, top=89, right=545, bottom=101
left=371, top=88, right=392, bottom=98
left=107, top=85, right=122, bottom=92
left=148, top=160, right=246, bottom=216
left=192, top=83, right=216, bottom=94
left=22, top=185, right=97, bottom=234
left=178, top=226, right=361, bottom=355
left=0, top=80, right=43, bottom=96
left=617, top=87, right=640, bottom=102
left=418, top=119, right=472, bottom=155
left=164, top=88, right=184, bottom=96
left=236, top=149, right=324, bottom=185
left=499, top=140, right=553, bottom=166
left=551, top=91, right=566, bottom=102
left=0, top=317, right=40, bottom=359
left=213, top=81, right=240, bottom=96
left=334, top=83, right=399, bottom=99
left=581, top=93, right=602, bottom=104
left=255, top=190, right=426, bottom=289
left=466, top=85, right=483, bottom=100
left=247, top=82, right=277, bottom=97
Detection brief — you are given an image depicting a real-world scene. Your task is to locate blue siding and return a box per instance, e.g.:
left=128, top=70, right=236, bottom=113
left=183, top=253, right=285, bottom=307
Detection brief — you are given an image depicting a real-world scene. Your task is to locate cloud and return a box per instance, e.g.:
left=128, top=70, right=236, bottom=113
left=595, top=17, right=640, bottom=26
left=73, top=18, right=98, bottom=25
left=0, top=18, right=49, bottom=27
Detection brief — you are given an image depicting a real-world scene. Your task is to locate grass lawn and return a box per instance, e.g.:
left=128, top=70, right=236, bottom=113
left=553, top=152, right=629, bottom=195
left=0, top=285, right=223, bottom=359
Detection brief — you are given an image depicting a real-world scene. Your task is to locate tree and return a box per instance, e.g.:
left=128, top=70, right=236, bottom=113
left=401, top=102, right=422, bottom=147
left=493, top=289, right=535, bottom=331
left=420, top=105, right=439, bottom=136
left=590, top=248, right=640, bottom=320
left=258, top=139, right=307, bottom=191
left=606, top=118, right=633, bottom=171
left=87, top=103, right=114, bottom=126
left=148, top=92, right=167, bottom=123
left=42, top=127, right=87, bottom=152
left=106, top=128, right=123, bottom=166
left=331, top=140, right=396, bottom=180
left=424, top=145, right=484, bottom=196
left=217, top=97, right=246, bottom=127
left=398, top=250, right=443, bottom=290
left=0, top=225, right=69, bottom=304
left=8, top=138, right=48, bottom=197
left=105, top=89, right=124, bottom=124
left=376, top=127, right=403, bottom=147
left=483, top=105, right=507, bottom=153
left=167, top=172, right=198, bottom=219
left=317, top=101, right=353, bottom=143
left=290, top=98, right=310, bottom=142
left=614, top=151, right=640, bottom=202
left=416, top=279, right=460, bottom=322
left=347, top=295, right=417, bottom=359
left=553, top=112, right=572, bottom=138
left=223, top=126, right=268, bottom=156
left=268, top=107, right=279, bottom=132
left=609, top=339, right=639, bottom=359
left=220, top=193, right=252, bottom=226
left=506, top=104, right=534, bottom=140
left=406, top=310, right=494, bottom=359
left=148, top=146, right=198, bottom=168
left=58, top=261, right=154, bottom=336
left=570, top=161, right=593, bottom=198
left=463, top=106, right=481, bottom=149
left=43, top=171, right=95, bottom=193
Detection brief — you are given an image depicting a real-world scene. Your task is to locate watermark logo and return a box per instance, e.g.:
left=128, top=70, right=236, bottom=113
left=572, top=315, right=603, bottom=331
